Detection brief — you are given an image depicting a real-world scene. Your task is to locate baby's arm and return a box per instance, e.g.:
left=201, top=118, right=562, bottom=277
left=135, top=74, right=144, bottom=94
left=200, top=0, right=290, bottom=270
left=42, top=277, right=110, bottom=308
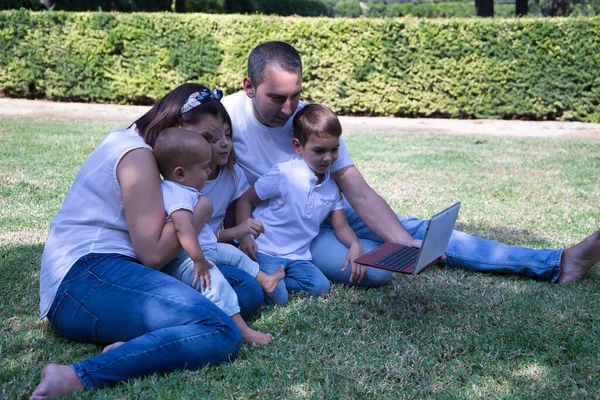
left=170, top=209, right=213, bottom=290
left=330, top=208, right=366, bottom=283
left=235, top=187, right=263, bottom=261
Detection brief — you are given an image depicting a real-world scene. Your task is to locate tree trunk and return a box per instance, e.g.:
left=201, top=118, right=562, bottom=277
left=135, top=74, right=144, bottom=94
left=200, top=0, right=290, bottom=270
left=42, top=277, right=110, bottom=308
left=174, top=0, right=186, bottom=12
left=475, top=0, right=494, bottom=16
left=41, top=0, right=55, bottom=9
left=516, top=0, right=528, bottom=15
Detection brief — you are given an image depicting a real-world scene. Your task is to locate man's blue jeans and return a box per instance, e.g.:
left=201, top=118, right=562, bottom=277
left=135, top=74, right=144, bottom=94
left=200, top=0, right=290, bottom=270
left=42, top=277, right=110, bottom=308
left=256, top=253, right=331, bottom=305
left=311, top=200, right=563, bottom=287
left=47, top=253, right=246, bottom=389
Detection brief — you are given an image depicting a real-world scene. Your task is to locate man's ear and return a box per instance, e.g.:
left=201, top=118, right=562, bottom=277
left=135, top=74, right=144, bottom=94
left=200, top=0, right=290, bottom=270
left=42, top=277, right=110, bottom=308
left=173, top=166, right=185, bottom=182
left=292, top=138, right=303, bottom=156
left=243, top=77, right=255, bottom=98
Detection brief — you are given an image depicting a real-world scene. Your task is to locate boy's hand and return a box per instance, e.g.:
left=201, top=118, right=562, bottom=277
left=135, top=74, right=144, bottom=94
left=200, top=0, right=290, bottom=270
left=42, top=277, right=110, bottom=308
left=239, top=236, right=259, bottom=261
left=342, top=242, right=366, bottom=283
left=192, top=258, right=214, bottom=291
left=238, top=218, right=265, bottom=239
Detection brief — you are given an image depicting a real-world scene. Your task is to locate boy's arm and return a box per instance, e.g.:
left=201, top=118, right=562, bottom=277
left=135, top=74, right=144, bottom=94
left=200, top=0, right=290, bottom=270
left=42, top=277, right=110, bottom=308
left=235, top=187, right=263, bottom=261
left=330, top=208, right=366, bottom=283
left=170, top=209, right=213, bottom=290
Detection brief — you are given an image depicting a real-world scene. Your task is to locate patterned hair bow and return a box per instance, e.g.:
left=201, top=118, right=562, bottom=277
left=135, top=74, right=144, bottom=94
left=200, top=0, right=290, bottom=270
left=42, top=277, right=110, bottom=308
left=180, top=88, right=223, bottom=115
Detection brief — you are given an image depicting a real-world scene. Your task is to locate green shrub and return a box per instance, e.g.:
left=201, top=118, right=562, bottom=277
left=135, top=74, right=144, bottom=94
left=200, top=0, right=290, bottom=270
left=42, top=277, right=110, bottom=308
left=1, top=10, right=599, bottom=122
left=334, top=1, right=516, bottom=18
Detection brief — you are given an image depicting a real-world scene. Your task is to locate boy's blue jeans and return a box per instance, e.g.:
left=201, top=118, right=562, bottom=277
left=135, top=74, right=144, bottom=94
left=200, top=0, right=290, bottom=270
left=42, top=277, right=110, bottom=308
left=311, top=200, right=563, bottom=287
left=256, top=253, right=331, bottom=305
left=47, top=253, right=251, bottom=389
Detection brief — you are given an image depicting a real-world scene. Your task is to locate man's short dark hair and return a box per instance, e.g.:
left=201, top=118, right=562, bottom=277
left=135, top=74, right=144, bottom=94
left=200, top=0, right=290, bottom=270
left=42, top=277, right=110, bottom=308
left=293, top=104, right=342, bottom=146
left=247, top=41, right=302, bottom=87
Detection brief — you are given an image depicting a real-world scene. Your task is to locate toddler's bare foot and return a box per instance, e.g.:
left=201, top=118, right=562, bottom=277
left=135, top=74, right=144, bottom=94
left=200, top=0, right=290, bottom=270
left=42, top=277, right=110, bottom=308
left=557, top=229, right=600, bottom=284
left=102, top=341, right=125, bottom=353
left=241, top=327, right=274, bottom=344
left=30, top=364, right=84, bottom=400
left=257, top=266, right=285, bottom=294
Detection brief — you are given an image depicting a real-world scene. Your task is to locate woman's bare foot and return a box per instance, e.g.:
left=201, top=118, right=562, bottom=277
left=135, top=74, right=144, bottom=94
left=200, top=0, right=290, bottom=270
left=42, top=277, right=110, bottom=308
left=30, top=364, right=84, bottom=400
left=241, top=326, right=274, bottom=344
left=557, top=229, right=600, bottom=284
left=256, top=266, right=285, bottom=294
left=102, top=341, right=125, bottom=354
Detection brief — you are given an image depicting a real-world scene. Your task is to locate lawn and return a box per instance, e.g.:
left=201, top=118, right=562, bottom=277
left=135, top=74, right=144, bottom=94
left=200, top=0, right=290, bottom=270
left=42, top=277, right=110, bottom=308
left=1, top=116, right=599, bottom=399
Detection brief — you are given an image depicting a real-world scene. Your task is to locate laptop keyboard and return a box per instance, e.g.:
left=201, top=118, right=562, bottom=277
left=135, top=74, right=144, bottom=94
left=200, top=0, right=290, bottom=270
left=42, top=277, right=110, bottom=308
left=374, top=246, right=418, bottom=271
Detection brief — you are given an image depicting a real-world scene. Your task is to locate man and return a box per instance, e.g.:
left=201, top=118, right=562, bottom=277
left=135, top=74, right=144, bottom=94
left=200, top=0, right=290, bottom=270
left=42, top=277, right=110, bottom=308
left=222, top=41, right=600, bottom=287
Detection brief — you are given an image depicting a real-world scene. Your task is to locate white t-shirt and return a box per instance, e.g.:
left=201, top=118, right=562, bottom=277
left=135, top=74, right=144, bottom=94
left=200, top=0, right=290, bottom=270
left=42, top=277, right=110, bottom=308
left=201, top=164, right=250, bottom=232
left=252, top=157, right=344, bottom=260
left=222, top=91, right=354, bottom=185
left=161, top=180, right=217, bottom=249
left=40, top=126, right=151, bottom=319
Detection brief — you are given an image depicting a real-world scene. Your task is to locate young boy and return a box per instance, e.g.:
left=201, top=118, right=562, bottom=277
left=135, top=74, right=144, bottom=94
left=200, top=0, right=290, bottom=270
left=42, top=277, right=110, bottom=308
left=154, top=127, right=277, bottom=344
left=236, top=104, right=365, bottom=305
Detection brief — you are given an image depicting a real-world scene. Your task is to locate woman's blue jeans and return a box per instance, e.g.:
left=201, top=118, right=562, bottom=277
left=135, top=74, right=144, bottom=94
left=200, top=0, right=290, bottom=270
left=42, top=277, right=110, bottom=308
left=47, top=253, right=248, bottom=389
left=311, top=200, right=563, bottom=287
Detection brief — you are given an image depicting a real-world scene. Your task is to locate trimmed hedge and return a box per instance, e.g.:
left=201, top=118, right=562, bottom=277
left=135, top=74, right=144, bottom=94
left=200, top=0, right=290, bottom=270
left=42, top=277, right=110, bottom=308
left=1, top=10, right=599, bottom=121
left=335, top=2, right=517, bottom=18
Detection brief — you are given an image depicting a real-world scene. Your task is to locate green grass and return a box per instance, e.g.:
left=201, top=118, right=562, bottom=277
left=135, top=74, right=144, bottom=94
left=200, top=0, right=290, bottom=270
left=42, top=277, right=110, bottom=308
left=1, top=117, right=599, bottom=399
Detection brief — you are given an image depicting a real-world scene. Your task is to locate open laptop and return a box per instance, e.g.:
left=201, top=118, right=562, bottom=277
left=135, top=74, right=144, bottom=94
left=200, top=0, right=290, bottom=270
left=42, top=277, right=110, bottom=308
left=354, top=202, right=461, bottom=275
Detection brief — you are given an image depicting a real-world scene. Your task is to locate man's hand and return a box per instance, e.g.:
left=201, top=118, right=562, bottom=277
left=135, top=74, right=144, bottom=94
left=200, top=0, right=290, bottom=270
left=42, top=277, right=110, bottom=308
left=192, top=258, right=214, bottom=291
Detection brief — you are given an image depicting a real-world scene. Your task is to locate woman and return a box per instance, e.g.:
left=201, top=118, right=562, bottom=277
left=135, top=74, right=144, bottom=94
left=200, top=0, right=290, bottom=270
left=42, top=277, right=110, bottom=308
left=31, top=83, right=263, bottom=399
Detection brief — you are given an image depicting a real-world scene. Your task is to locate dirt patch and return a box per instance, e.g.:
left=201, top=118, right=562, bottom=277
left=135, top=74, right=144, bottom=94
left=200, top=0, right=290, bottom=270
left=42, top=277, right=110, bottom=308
left=2, top=98, right=600, bottom=140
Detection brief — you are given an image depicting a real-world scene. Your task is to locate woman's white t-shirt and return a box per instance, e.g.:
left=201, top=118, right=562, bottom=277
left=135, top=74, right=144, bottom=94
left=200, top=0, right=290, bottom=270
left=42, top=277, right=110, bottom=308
left=39, top=126, right=151, bottom=319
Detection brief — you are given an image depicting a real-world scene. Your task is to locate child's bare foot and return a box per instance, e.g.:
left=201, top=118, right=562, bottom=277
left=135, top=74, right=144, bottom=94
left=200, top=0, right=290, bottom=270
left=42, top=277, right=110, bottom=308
left=557, top=229, right=600, bottom=284
left=241, top=326, right=274, bottom=344
left=257, top=266, right=285, bottom=294
left=102, top=341, right=125, bottom=353
left=30, top=364, right=84, bottom=400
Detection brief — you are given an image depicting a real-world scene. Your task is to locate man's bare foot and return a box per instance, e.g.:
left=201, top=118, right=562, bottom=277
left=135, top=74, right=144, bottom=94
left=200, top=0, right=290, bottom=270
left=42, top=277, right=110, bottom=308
left=256, top=266, right=285, bottom=294
left=102, top=341, right=125, bottom=354
left=30, top=364, right=84, bottom=400
left=557, top=229, right=600, bottom=284
left=241, top=327, right=274, bottom=344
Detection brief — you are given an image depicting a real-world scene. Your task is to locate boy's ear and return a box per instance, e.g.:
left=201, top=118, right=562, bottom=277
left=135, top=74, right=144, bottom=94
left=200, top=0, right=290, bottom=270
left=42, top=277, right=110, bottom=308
left=243, top=77, right=255, bottom=98
left=173, top=166, right=185, bottom=182
left=292, top=138, right=303, bottom=155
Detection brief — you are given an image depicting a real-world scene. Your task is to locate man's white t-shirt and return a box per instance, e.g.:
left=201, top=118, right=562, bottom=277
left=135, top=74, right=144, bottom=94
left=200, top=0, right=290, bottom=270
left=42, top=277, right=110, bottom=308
left=222, top=91, right=354, bottom=185
left=252, top=158, right=344, bottom=260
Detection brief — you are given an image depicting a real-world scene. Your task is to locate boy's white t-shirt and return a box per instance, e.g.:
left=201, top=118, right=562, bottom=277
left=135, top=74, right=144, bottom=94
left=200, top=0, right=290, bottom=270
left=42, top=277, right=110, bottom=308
left=161, top=180, right=217, bottom=249
left=252, top=157, right=344, bottom=260
left=201, top=164, right=250, bottom=232
left=222, top=91, right=354, bottom=185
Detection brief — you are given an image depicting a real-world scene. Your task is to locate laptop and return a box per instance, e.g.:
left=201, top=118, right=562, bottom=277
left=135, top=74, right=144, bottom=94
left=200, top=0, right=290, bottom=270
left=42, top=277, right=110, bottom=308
left=354, top=202, right=461, bottom=275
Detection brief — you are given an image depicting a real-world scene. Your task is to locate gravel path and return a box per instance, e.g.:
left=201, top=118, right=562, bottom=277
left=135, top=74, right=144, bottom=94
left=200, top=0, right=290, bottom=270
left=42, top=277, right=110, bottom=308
left=2, top=98, right=600, bottom=139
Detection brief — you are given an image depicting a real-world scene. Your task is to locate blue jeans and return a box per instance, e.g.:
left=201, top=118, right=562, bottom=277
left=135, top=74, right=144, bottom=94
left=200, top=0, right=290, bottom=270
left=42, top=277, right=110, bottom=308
left=204, top=243, right=260, bottom=278
left=257, top=253, right=331, bottom=305
left=47, top=253, right=242, bottom=389
left=311, top=200, right=563, bottom=286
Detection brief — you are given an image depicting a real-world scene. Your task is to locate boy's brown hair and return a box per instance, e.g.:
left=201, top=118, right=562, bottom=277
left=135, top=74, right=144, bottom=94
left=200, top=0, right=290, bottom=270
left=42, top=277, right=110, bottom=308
left=292, top=104, right=342, bottom=146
